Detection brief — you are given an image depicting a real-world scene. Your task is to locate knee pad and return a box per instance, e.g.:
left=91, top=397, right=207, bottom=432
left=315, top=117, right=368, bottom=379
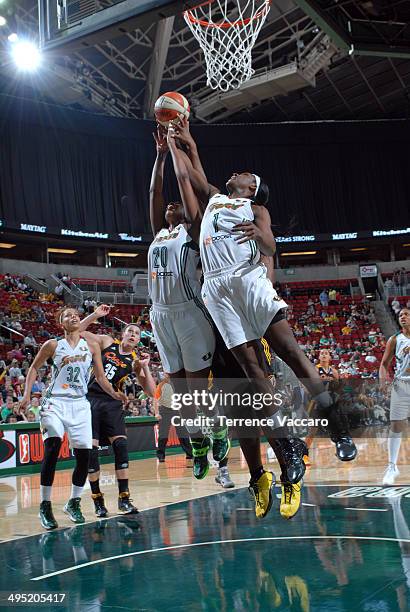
left=72, top=448, right=90, bottom=487
left=41, top=437, right=62, bottom=486
left=112, top=437, right=129, bottom=470
left=88, top=446, right=100, bottom=474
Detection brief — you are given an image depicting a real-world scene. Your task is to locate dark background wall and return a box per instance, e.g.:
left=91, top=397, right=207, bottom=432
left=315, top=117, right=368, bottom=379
left=1, top=95, right=409, bottom=237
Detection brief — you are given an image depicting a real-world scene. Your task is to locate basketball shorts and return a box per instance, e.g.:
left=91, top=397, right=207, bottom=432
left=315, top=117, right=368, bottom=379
left=88, top=395, right=126, bottom=443
left=390, top=380, right=410, bottom=421
left=40, top=397, right=92, bottom=449
left=202, top=262, right=288, bottom=350
left=150, top=298, right=215, bottom=374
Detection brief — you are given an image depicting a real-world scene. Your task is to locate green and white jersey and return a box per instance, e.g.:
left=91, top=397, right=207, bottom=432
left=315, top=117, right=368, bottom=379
left=148, top=224, right=201, bottom=305
left=394, top=332, right=410, bottom=381
left=199, top=193, right=260, bottom=274
left=44, top=338, right=93, bottom=401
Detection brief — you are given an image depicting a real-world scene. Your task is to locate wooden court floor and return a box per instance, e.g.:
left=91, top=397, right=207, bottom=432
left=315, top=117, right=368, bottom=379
left=1, top=435, right=410, bottom=611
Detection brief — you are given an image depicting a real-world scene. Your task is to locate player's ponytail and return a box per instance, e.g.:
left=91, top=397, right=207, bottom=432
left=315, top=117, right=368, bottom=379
left=251, top=175, right=269, bottom=206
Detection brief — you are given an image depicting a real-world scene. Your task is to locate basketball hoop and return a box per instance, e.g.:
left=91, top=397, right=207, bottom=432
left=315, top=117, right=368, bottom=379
left=183, top=1, right=271, bottom=92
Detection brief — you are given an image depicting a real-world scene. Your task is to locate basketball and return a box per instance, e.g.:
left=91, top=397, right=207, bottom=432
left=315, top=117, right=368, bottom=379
left=154, top=91, right=190, bottom=128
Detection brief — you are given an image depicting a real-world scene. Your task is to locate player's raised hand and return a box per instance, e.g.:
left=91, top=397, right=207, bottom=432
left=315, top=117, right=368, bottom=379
left=93, top=304, right=112, bottom=318
left=173, top=116, right=194, bottom=148
left=153, top=125, right=168, bottom=155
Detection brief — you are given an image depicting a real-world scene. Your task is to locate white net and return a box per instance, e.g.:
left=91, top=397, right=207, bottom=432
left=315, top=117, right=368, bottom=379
left=183, top=0, right=271, bottom=92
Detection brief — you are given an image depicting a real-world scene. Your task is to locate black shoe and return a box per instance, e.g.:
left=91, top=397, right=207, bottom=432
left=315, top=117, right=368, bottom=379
left=318, top=402, right=357, bottom=462
left=39, top=500, right=58, bottom=530
left=271, top=438, right=307, bottom=484
left=331, top=435, right=357, bottom=461
left=156, top=452, right=165, bottom=462
left=92, top=493, right=108, bottom=518
left=118, top=492, right=139, bottom=514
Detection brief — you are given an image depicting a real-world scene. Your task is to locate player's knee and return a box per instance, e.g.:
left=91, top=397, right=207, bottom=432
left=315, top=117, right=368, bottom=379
left=112, top=437, right=129, bottom=470
left=44, top=436, right=62, bottom=459
left=88, top=446, right=100, bottom=474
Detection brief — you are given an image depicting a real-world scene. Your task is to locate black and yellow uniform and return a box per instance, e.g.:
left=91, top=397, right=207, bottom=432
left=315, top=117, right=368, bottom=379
left=87, top=340, right=136, bottom=442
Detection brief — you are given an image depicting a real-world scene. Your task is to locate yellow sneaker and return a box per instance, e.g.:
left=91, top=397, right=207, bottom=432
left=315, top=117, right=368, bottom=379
left=249, top=471, right=275, bottom=519
left=280, top=480, right=302, bottom=520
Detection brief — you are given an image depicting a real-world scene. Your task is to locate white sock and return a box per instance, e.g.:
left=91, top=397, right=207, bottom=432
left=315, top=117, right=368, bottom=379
left=40, top=485, right=52, bottom=502
left=392, top=499, right=410, bottom=541
left=388, top=431, right=402, bottom=466
left=72, top=546, right=88, bottom=564
left=314, top=391, right=333, bottom=409
left=71, top=485, right=83, bottom=499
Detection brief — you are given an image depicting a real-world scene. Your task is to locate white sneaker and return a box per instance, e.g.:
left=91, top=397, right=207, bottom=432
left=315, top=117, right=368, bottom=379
left=383, top=463, right=400, bottom=486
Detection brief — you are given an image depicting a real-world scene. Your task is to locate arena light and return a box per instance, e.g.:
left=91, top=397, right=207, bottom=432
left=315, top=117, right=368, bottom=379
left=350, top=247, right=367, bottom=251
left=0, top=243, right=16, bottom=249
left=108, top=252, right=138, bottom=257
left=281, top=251, right=317, bottom=256
left=403, top=243, right=410, bottom=247
left=47, top=248, right=77, bottom=254
left=11, top=40, right=41, bottom=71
left=8, top=33, right=18, bottom=42
left=0, top=16, right=6, bottom=26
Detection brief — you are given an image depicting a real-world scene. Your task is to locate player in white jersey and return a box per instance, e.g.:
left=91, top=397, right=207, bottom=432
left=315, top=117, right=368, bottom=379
left=148, top=127, right=231, bottom=481
left=21, top=306, right=126, bottom=530
left=167, top=120, right=357, bottom=519
left=379, top=308, right=410, bottom=485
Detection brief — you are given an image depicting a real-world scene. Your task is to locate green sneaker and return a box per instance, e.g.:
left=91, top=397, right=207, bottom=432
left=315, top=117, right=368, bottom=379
left=212, top=427, right=230, bottom=462
left=63, top=497, right=85, bottom=524
left=39, top=500, right=58, bottom=530
left=191, top=437, right=211, bottom=480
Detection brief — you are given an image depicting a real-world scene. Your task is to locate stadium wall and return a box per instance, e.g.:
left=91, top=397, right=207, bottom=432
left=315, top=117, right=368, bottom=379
left=1, top=258, right=407, bottom=285
left=0, top=98, right=409, bottom=237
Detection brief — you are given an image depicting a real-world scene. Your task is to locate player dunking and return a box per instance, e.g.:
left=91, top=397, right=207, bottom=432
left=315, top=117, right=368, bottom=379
left=79, top=306, right=156, bottom=516
left=167, top=121, right=357, bottom=520
left=20, top=306, right=126, bottom=530
left=380, top=307, right=410, bottom=485
left=148, top=128, right=230, bottom=481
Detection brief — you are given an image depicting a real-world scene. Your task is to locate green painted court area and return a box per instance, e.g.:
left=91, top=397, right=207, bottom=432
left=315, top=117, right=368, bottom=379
left=1, top=485, right=410, bottom=611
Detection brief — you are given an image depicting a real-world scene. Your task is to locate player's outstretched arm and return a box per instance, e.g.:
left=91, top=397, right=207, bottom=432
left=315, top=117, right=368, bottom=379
left=167, top=127, right=202, bottom=243
left=133, top=353, right=156, bottom=398
left=174, top=117, right=219, bottom=204
left=79, top=304, right=112, bottom=333
left=89, top=340, right=127, bottom=402
left=150, top=127, right=168, bottom=236
left=20, top=339, right=57, bottom=409
left=379, top=335, right=396, bottom=384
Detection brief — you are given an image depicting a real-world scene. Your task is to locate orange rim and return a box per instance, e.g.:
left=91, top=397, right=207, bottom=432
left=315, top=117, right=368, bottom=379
left=184, top=0, right=271, bottom=29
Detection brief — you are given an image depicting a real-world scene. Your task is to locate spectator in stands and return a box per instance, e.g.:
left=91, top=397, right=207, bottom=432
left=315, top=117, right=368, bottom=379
left=328, top=289, right=337, bottom=304
left=398, top=267, right=408, bottom=295
left=5, top=414, right=17, bottom=424
left=1, top=396, right=15, bottom=421
left=29, top=396, right=41, bottom=420
left=54, top=284, right=64, bottom=297
left=391, top=297, right=401, bottom=315
left=319, top=290, right=329, bottom=307
left=24, top=331, right=37, bottom=349
left=38, top=325, right=50, bottom=339
left=341, top=324, right=352, bottom=335
left=9, top=360, right=22, bottom=379
left=284, top=284, right=291, bottom=299
left=32, top=377, right=44, bottom=394
left=10, top=320, right=23, bottom=332
left=26, top=409, right=37, bottom=422
left=384, top=277, right=394, bottom=297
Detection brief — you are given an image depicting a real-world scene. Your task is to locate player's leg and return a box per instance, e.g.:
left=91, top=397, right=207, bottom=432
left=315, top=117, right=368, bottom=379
left=63, top=400, right=92, bottom=524
left=231, top=340, right=304, bottom=519
left=39, top=400, right=65, bottom=529
left=87, top=397, right=108, bottom=517
left=264, top=317, right=357, bottom=461
left=156, top=405, right=172, bottom=462
left=109, top=434, right=139, bottom=514
left=384, top=381, right=410, bottom=485
left=383, top=419, right=407, bottom=485
left=177, top=303, right=230, bottom=476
